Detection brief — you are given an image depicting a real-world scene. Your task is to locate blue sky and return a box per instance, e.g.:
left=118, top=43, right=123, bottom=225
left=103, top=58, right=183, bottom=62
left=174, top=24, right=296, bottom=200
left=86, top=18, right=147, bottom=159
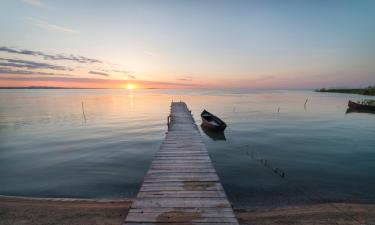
left=0, top=0, right=374, bottom=88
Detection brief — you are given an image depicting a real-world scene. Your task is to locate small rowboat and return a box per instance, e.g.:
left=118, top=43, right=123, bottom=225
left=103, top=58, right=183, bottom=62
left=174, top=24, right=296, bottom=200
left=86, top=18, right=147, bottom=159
left=201, top=110, right=227, bottom=132
left=348, top=100, right=375, bottom=111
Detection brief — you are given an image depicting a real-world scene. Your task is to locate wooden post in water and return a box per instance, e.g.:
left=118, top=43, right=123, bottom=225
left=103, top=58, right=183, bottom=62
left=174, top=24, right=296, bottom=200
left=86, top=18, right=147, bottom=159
left=124, top=102, right=239, bottom=224
left=81, top=101, right=87, bottom=123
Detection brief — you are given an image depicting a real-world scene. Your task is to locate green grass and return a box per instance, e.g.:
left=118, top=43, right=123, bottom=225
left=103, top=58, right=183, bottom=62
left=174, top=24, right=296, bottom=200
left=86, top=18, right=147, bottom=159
left=315, top=86, right=375, bottom=96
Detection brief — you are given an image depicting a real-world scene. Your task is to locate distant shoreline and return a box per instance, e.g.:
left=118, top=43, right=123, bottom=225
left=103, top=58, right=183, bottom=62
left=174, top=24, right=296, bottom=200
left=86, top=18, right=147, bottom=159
left=315, top=86, right=375, bottom=96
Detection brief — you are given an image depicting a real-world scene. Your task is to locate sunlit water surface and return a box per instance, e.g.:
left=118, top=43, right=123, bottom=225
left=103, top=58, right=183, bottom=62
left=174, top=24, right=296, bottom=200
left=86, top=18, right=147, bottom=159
left=0, top=89, right=374, bottom=208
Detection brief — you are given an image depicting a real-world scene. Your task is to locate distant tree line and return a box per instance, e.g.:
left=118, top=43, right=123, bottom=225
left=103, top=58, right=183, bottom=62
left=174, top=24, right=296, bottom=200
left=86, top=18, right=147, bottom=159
left=315, top=86, right=375, bottom=96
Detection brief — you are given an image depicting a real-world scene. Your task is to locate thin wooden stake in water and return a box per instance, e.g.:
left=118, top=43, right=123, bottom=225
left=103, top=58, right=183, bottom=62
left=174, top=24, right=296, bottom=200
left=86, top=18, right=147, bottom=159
left=304, top=97, right=309, bottom=110
left=81, top=101, right=86, bottom=123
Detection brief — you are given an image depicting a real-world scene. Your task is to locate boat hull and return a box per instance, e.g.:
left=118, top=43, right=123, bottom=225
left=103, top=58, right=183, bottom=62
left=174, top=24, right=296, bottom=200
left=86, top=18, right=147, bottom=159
left=201, top=119, right=227, bottom=131
left=348, top=100, right=375, bottom=111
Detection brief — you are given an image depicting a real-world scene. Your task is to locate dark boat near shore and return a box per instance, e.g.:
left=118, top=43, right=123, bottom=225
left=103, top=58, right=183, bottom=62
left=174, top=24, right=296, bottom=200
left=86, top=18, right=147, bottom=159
left=348, top=100, right=375, bottom=112
left=201, top=110, right=227, bottom=132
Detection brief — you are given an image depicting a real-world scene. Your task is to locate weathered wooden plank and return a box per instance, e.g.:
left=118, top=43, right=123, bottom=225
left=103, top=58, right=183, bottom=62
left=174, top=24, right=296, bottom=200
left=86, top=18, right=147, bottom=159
left=144, top=174, right=219, bottom=180
left=147, top=169, right=217, bottom=173
left=124, top=223, right=239, bottom=225
left=152, top=159, right=212, bottom=162
left=151, top=161, right=214, bottom=164
left=152, top=155, right=211, bottom=159
left=126, top=213, right=238, bottom=223
left=140, top=185, right=224, bottom=192
left=145, top=172, right=217, bottom=176
left=140, top=180, right=220, bottom=184
left=128, top=207, right=233, bottom=213
left=131, top=197, right=231, bottom=208
left=149, top=167, right=215, bottom=171
left=155, top=151, right=207, bottom=154
left=156, top=153, right=207, bottom=156
left=154, top=157, right=211, bottom=161
left=143, top=178, right=220, bottom=183
left=124, top=102, right=238, bottom=225
left=150, top=164, right=215, bottom=167
left=155, top=153, right=208, bottom=156
left=138, top=190, right=226, bottom=198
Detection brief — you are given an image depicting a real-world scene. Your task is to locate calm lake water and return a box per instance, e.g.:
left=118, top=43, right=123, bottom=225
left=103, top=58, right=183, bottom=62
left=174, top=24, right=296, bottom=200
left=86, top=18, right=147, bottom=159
left=0, top=89, right=374, bottom=208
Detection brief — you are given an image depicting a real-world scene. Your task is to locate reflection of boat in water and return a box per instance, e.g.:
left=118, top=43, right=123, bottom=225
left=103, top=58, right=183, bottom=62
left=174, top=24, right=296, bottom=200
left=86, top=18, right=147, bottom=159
left=348, top=100, right=375, bottom=111
left=201, top=110, right=227, bottom=132
left=346, top=108, right=375, bottom=114
left=347, top=100, right=375, bottom=114
left=201, top=124, right=226, bottom=141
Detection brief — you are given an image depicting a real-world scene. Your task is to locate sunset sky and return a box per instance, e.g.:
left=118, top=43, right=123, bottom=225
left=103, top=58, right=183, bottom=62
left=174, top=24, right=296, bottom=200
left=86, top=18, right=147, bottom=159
left=1, top=0, right=375, bottom=89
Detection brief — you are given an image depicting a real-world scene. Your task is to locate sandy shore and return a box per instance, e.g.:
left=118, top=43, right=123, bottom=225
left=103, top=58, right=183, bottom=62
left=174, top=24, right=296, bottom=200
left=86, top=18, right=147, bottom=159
left=0, top=196, right=374, bottom=225
left=235, top=203, right=375, bottom=225
left=0, top=196, right=132, bottom=225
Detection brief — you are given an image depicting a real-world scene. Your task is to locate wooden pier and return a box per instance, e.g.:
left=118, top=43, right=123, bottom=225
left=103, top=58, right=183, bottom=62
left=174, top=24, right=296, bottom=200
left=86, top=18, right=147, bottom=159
left=124, top=102, right=239, bottom=225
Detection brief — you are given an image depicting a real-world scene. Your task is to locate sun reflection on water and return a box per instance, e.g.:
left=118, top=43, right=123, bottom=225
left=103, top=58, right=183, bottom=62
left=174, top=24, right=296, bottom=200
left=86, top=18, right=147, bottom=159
left=129, top=89, right=134, bottom=108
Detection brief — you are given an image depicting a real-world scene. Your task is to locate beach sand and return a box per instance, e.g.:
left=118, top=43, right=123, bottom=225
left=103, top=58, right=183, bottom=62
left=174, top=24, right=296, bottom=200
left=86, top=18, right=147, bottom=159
left=0, top=196, right=374, bottom=225
left=0, top=196, right=132, bottom=225
left=235, top=203, right=375, bottom=225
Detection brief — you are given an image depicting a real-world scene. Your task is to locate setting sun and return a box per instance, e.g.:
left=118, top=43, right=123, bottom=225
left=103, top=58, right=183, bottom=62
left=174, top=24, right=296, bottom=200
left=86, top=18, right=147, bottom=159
left=127, top=83, right=136, bottom=90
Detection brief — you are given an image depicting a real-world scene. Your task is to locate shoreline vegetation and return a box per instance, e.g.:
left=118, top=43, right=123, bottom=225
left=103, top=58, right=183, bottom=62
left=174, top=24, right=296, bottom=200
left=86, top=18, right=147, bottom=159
left=0, top=196, right=374, bottom=225
left=316, top=86, right=375, bottom=96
